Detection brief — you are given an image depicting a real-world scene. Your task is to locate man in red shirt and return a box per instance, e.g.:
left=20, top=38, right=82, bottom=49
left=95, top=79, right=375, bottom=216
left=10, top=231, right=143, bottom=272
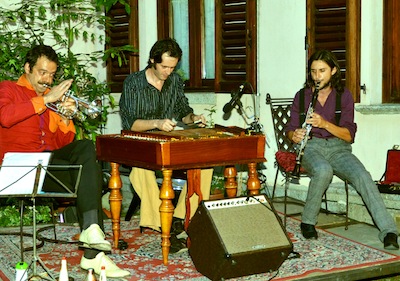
left=0, top=45, right=130, bottom=277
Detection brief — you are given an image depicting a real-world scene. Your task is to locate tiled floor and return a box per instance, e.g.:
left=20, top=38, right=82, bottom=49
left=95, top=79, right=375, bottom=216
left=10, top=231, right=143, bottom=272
left=272, top=198, right=400, bottom=280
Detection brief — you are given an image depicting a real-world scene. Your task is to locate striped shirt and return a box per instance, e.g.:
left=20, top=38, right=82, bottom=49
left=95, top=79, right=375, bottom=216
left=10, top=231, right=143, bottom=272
left=120, top=69, right=193, bottom=130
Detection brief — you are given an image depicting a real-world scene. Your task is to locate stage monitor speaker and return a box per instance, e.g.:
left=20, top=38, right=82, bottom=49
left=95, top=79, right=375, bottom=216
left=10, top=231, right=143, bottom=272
left=188, top=195, right=293, bottom=281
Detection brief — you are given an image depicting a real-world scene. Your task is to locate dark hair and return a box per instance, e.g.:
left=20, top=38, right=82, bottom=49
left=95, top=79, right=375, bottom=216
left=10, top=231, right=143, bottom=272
left=25, top=45, right=59, bottom=70
left=147, top=38, right=182, bottom=68
left=305, top=50, right=344, bottom=94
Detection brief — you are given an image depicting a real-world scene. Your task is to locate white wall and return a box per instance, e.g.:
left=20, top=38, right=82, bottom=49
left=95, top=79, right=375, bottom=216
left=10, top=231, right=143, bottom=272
left=256, top=0, right=307, bottom=186
left=360, top=0, right=383, bottom=105
left=138, top=0, right=158, bottom=69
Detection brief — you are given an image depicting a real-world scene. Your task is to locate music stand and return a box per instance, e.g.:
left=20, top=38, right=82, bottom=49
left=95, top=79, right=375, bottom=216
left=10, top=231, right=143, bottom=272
left=0, top=152, right=82, bottom=281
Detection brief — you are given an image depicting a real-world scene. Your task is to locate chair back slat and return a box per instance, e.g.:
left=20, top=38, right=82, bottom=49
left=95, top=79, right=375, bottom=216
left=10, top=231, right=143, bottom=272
left=266, top=94, right=295, bottom=153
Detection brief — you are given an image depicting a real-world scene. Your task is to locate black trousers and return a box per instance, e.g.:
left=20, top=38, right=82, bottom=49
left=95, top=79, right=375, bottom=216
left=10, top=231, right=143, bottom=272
left=43, top=139, right=103, bottom=230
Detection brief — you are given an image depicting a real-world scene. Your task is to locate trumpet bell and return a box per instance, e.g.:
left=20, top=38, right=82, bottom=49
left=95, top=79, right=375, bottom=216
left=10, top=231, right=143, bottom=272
left=46, top=90, right=102, bottom=121
left=78, top=99, right=102, bottom=119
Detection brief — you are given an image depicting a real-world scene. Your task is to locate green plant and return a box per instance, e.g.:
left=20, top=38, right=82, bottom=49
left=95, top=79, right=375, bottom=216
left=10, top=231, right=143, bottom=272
left=211, top=174, right=225, bottom=195
left=0, top=198, right=54, bottom=226
left=0, top=205, right=52, bottom=227
left=204, top=104, right=216, bottom=128
left=0, top=0, right=136, bottom=140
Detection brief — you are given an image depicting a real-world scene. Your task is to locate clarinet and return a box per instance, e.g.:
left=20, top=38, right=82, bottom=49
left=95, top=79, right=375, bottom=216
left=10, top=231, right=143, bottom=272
left=292, top=82, right=320, bottom=178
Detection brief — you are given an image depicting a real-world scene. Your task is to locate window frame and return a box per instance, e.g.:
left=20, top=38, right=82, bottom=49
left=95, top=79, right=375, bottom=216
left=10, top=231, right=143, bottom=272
left=306, top=0, right=361, bottom=102
left=382, top=0, right=400, bottom=103
left=157, top=0, right=257, bottom=93
left=106, top=0, right=139, bottom=93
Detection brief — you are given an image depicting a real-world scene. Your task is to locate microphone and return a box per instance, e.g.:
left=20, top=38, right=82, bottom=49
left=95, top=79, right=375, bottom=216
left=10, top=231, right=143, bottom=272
left=223, top=84, right=245, bottom=113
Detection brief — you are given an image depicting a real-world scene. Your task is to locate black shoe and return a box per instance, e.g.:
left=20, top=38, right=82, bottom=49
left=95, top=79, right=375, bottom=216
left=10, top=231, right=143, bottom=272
left=62, top=206, right=78, bottom=223
left=384, top=233, right=399, bottom=250
left=171, top=218, right=185, bottom=236
left=169, top=233, right=188, bottom=254
left=300, top=223, right=318, bottom=239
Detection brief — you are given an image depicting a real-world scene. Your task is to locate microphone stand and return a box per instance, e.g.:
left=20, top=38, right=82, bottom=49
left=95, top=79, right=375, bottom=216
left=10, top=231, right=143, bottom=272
left=236, top=90, right=264, bottom=135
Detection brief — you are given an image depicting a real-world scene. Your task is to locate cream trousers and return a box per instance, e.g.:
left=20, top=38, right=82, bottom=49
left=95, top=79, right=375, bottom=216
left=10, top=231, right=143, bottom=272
left=129, top=167, right=213, bottom=231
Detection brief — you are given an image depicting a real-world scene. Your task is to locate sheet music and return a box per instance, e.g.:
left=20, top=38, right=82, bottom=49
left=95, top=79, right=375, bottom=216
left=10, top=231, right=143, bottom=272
left=0, top=152, right=52, bottom=196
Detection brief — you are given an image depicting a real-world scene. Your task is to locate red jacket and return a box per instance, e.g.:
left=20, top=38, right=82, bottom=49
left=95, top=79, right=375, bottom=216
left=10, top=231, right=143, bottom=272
left=0, top=75, right=75, bottom=162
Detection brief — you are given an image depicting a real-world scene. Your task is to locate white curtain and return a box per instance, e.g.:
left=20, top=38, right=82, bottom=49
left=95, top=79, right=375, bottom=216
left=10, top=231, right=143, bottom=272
left=171, top=0, right=215, bottom=80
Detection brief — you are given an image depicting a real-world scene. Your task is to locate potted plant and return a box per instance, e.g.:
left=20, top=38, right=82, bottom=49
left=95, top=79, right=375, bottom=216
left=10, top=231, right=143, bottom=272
left=209, top=169, right=226, bottom=200
left=204, top=104, right=217, bottom=128
left=0, top=198, right=52, bottom=226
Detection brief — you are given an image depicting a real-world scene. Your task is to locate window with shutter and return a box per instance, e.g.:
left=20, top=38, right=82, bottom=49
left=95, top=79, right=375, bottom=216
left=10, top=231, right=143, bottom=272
left=106, top=0, right=139, bottom=93
left=307, top=0, right=360, bottom=101
left=215, top=0, right=256, bottom=93
left=383, top=0, right=400, bottom=103
left=156, top=0, right=256, bottom=93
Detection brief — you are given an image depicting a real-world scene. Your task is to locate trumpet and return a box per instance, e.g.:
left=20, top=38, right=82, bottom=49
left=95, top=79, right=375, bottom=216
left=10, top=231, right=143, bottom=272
left=45, top=86, right=102, bottom=121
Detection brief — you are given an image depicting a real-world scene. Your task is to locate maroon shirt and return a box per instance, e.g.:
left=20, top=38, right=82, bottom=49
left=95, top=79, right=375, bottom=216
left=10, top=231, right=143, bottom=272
left=285, top=87, right=357, bottom=143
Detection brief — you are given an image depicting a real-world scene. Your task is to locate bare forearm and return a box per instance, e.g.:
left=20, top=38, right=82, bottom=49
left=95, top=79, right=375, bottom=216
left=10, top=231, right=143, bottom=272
left=288, top=122, right=352, bottom=145
left=322, top=121, right=352, bottom=143
left=131, top=118, right=178, bottom=132
left=182, top=113, right=206, bottom=125
left=130, top=119, right=160, bottom=132
left=182, top=113, right=195, bottom=124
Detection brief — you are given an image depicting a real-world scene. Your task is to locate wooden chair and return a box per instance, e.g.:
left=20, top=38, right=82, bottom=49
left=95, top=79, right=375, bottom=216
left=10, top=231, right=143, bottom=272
left=266, top=93, right=349, bottom=229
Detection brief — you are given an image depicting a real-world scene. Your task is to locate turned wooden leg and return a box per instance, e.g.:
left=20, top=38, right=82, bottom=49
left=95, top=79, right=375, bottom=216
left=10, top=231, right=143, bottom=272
left=247, top=162, right=260, bottom=195
left=159, top=169, right=175, bottom=265
left=224, top=166, right=237, bottom=198
left=108, top=162, right=122, bottom=248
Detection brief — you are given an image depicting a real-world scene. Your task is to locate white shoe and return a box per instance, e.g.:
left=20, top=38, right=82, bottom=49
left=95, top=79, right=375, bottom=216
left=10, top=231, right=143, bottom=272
left=80, top=252, right=130, bottom=278
left=79, top=224, right=112, bottom=251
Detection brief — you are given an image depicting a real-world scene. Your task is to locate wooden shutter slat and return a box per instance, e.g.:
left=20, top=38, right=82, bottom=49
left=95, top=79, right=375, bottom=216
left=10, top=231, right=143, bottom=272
left=315, top=0, right=346, bottom=9
left=315, top=26, right=346, bottom=33
left=315, top=42, right=346, bottom=50
left=221, top=0, right=246, bottom=10
left=315, top=32, right=346, bottom=41
left=221, top=24, right=246, bottom=32
left=109, top=28, right=129, bottom=35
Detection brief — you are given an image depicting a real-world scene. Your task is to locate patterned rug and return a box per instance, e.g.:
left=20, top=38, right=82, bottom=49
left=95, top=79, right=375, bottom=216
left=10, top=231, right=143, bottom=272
left=0, top=215, right=399, bottom=281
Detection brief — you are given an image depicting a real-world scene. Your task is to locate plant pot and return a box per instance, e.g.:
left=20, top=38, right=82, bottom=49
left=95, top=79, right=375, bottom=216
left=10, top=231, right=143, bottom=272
left=209, top=191, right=225, bottom=200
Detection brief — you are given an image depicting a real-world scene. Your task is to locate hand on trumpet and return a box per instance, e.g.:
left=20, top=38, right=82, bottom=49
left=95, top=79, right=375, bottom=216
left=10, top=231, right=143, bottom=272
left=43, top=79, right=73, bottom=104
left=43, top=79, right=76, bottom=124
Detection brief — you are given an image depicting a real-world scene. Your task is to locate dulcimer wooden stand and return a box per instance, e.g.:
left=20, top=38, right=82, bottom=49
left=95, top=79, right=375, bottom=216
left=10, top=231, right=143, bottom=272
left=96, top=125, right=266, bottom=265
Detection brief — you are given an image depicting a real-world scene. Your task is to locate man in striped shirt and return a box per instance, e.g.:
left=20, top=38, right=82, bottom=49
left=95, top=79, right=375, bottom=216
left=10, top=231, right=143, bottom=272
left=120, top=38, right=213, bottom=253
